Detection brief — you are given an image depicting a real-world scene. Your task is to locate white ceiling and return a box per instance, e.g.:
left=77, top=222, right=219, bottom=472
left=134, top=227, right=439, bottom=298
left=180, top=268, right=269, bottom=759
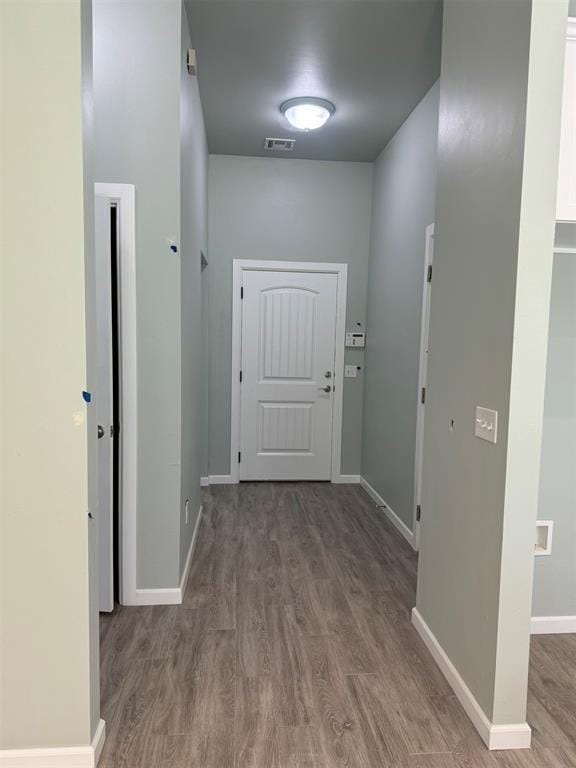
left=185, top=0, right=443, bottom=162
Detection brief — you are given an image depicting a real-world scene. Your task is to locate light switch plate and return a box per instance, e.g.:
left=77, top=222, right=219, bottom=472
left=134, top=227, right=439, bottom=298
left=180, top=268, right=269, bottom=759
left=475, top=406, right=498, bottom=443
left=344, top=365, right=358, bottom=378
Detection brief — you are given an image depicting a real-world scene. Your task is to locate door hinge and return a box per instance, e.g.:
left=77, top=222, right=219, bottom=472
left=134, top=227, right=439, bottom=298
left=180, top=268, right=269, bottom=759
left=427, top=264, right=433, bottom=283
left=240, top=286, right=244, bottom=299
left=238, top=451, right=241, bottom=463
left=239, top=370, right=242, bottom=383
left=416, top=504, right=422, bottom=522
left=421, top=386, right=426, bottom=404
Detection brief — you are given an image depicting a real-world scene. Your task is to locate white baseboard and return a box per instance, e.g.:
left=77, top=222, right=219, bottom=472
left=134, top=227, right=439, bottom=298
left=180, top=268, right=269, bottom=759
left=531, top=615, right=576, bottom=634
left=92, top=720, right=106, bottom=767
left=133, top=587, right=182, bottom=606
left=179, top=505, right=203, bottom=593
left=132, top=506, right=203, bottom=607
left=332, top=474, right=360, bottom=484
left=206, top=474, right=361, bottom=485
left=0, top=719, right=106, bottom=767
left=411, top=609, right=531, bottom=750
left=208, top=474, right=236, bottom=485
left=359, top=476, right=416, bottom=550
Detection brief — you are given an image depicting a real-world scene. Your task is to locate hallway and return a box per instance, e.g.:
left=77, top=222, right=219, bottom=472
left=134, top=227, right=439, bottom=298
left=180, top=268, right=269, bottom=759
left=99, top=483, right=576, bottom=767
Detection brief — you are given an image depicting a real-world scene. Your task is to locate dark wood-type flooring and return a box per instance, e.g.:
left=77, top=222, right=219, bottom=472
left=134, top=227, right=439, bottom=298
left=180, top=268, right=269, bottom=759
left=99, top=482, right=576, bottom=767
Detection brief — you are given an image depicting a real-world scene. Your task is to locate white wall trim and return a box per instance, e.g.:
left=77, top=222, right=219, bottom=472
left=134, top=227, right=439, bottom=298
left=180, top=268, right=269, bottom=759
left=95, top=183, right=138, bottom=607
left=208, top=474, right=236, bottom=485
left=0, top=719, right=106, bottom=767
left=133, top=588, right=182, bottom=606
left=200, top=476, right=210, bottom=487
left=411, top=609, right=531, bottom=750
left=180, top=504, right=202, bottom=593
left=413, top=223, right=435, bottom=552
left=230, top=259, right=348, bottom=484
left=360, top=476, right=416, bottom=549
left=131, top=504, right=203, bottom=606
left=332, top=474, right=360, bottom=484
left=531, top=615, right=576, bottom=634
left=92, top=720, right=106, bottom=767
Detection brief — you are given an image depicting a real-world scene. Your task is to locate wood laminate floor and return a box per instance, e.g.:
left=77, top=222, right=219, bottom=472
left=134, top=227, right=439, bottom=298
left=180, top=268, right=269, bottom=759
left=99, top=483, right=576, bottom=767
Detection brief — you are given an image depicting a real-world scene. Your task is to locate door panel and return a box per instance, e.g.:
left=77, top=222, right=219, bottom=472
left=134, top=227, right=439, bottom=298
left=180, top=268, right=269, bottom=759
left=240, top=270, right=338, bottom=480
left=95, top=195, right=114, bottom=612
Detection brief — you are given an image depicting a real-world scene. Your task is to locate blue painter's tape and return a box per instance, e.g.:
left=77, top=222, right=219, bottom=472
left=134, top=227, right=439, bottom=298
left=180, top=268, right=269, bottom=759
left=82, top=390, right=91, bottom=403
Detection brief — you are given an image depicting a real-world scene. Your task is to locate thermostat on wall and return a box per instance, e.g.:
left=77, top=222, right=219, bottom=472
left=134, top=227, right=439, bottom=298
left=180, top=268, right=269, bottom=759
left=345, top=331, right=366, bottom=348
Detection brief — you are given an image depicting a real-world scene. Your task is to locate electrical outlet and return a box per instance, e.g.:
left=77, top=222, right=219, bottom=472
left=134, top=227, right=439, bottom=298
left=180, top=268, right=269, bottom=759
left=475, top=406, right=498, bottom=443
left=185, top=499, right=189, bottom=525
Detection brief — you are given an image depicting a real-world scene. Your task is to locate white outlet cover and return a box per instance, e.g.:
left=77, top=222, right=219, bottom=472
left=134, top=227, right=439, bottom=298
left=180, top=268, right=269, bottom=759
left=475, top=406, right=498, bottom=443
left=344, top=365, right=358, bottom=378
left=535, top=520, right=553, bottom=556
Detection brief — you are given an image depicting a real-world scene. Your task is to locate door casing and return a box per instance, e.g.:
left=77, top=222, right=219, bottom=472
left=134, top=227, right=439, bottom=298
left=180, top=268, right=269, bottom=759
left=231, top=260, right=348, bottom=484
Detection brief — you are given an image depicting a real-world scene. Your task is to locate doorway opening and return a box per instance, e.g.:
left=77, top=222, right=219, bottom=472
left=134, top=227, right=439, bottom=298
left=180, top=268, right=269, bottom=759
left=109, top=203, right=121, bottom=602
left=94, top=183, right=138, bottom=609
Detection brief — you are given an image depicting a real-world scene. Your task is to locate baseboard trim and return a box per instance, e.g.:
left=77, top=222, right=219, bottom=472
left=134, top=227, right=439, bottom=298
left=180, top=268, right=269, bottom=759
left=200, top=476, right=210, bottom=487
left=92, top=720, right=106, bottom=767
left=133, top=587, right=182, bottom=606
left=132, top=505, right=203, bottom=607
left=411, top=609, right=531, bottom=750
left=0, top=719, right=106, bottom=767
left=208, top=474, right=236, bottom=485
left=179, top=505, right=203, bottom=594
left=359, top=476, right=416, bottom=550
left=531, top=615, right=576, bottom=634
left=332, top=474, right=360, bottom=484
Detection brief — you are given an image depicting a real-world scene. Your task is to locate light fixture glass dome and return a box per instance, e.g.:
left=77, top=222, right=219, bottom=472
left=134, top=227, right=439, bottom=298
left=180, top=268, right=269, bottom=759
left=280, top=97, right=335, bottom=131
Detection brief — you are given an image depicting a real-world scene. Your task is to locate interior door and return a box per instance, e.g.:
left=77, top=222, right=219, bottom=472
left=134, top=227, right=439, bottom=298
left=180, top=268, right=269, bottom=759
left=240, top=269, right=338, bottom=480
left=95, top=195, right=114, bottom=612
left=414, top=224, right=434, bottom=548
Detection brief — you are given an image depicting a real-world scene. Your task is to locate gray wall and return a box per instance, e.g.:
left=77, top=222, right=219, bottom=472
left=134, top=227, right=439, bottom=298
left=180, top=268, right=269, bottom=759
left=207, top=155, right=373, bottom=477
left=533, top=226, right=576, bottom=617
left=94, top=0, right=205, bottom=588
left=416, top=0, right=567, bottom=727
left=81, top=0, right=101, bottom=738
left=362, top=82, right=440, bottom=529
left=180, top=3, right=208, bottom=575
left=1, top=0, right=96, bottom=749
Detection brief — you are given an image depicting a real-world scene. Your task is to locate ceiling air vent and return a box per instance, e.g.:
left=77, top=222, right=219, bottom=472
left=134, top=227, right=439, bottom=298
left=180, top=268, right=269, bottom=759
left=264, top=137, right=295, bottom=152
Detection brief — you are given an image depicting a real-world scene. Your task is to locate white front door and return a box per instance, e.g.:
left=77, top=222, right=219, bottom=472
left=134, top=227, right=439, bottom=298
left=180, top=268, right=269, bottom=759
left=240, top=269, right=338, bottom=480
left=95, top=194, right=114, bottom=612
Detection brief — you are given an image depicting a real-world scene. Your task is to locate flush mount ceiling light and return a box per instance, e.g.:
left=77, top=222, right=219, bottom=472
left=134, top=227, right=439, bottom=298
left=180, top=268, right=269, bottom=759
left=280, top=97, right=335, bottom=131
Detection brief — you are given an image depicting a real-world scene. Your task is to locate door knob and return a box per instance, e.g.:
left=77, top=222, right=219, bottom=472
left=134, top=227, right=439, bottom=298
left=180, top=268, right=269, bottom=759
left=318, top=385, right=332, bottom=393
left=98, top=425, right=105, bottom=439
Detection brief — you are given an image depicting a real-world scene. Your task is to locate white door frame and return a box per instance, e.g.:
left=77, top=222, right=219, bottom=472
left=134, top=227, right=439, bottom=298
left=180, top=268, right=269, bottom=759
left=94, top=183, right=138, bottom=605
left=413, top=223, right=435, bottom=549
left=230, top=259, right=348, bottom=484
